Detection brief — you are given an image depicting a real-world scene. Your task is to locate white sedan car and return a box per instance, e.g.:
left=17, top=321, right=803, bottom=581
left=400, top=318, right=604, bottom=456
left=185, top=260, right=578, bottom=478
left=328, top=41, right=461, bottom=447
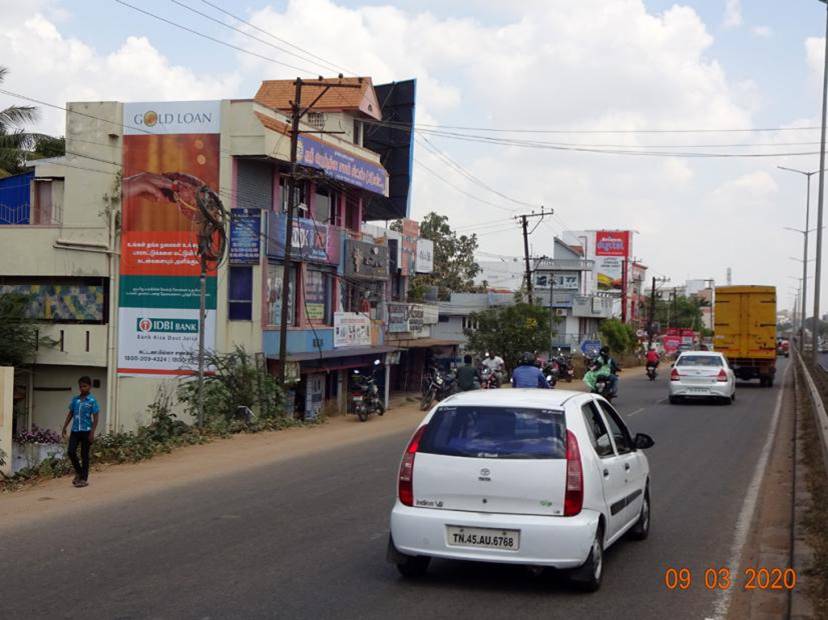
left=387, top=389, right=654, bottom=591
left=668, top=351, right=736, bottom=405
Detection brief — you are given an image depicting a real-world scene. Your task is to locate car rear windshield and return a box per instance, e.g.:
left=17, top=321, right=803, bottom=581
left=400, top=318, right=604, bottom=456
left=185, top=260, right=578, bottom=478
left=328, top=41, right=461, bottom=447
left=418, top=406, right=566, bottom=459
left=677, top=355, right=723, bottom=367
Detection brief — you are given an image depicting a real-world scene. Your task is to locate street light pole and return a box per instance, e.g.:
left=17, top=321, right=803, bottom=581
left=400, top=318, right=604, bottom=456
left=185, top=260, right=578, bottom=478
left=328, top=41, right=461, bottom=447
left=813, top=0, right=828, bottom=363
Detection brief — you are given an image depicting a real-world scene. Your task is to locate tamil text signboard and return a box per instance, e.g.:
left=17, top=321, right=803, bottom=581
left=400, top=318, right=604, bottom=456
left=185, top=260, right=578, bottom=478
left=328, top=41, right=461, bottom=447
left=297, top=134, right=388, bottom=196
left=229, top=208, right=261, bottom=265
left=334, top=312, right=371, bottom=347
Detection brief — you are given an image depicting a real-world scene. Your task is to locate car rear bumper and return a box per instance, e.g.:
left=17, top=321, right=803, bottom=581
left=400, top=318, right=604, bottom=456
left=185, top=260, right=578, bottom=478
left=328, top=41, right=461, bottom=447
left=669, top=381, right=731, bottom=398
left=389, top=502, right=600, bottom=568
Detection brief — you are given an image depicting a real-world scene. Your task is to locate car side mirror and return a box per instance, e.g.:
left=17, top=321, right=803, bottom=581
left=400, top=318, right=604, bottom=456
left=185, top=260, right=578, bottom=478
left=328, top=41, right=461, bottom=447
left=634, top=433, right=655, bottom=450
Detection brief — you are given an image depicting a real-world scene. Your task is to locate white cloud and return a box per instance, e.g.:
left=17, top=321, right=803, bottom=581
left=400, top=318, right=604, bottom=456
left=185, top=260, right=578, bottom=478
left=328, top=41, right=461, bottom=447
left=807, top=37, right=826, bottom=90
left=0, top=14, right=242, bottom=135
left=723, top=0, right=742, bottom=29
left=751, top=25, right=772, bottom=38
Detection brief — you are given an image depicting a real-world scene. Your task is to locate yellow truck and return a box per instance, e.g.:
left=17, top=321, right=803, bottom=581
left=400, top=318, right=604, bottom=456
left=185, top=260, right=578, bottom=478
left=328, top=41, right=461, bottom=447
left=713, top=286, right=777, bottom=386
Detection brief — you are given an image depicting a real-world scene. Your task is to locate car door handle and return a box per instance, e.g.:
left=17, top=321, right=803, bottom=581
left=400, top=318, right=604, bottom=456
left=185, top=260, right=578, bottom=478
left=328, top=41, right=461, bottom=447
left=624, top=463, right=631, bottom=471
left=603, top=468, right=610, bottom=477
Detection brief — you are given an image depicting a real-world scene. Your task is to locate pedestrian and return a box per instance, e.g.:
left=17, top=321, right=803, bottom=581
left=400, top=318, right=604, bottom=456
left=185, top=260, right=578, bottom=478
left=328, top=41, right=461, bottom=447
left=61, top=376, right=100, bottom=488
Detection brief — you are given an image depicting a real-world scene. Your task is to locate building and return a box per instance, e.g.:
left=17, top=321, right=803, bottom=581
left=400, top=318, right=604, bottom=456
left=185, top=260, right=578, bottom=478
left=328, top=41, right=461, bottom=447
left=0, top=76, right=437, bottom=432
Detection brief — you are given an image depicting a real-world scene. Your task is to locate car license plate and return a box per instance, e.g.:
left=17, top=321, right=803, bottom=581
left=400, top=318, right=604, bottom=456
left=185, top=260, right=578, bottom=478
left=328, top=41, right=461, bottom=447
left=446, top=526, right=520, bottom=550
left=688, top=387, right=708, bottom=393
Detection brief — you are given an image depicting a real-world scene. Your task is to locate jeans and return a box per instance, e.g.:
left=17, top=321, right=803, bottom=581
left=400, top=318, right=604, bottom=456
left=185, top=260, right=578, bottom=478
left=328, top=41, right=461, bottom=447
left=67, top=431, right=91, bottom=481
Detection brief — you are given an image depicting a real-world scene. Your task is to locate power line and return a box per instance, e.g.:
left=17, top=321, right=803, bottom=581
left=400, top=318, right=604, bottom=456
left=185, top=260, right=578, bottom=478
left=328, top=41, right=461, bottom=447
left=113, top=0, right=319, bottom=74
left=413, top=159, right=517, bottom=212
left=170, top=0, right=348, bottom=77
left=199, top=0, right=358, bottom=76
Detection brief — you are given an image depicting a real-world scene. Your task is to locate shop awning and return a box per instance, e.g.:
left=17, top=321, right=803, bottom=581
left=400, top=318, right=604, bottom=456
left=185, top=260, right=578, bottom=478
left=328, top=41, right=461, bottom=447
left=272, top=345, right=400, bottom=363
left=386, top=337, right=463, bottom=349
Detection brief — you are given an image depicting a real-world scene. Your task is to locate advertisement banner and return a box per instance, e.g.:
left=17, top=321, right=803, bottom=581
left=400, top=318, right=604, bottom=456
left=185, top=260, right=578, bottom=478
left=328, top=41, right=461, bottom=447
left=297, top=134, right=388, bottom=196
left=334, top=312, right=371, bottom=347
left=229, top=208, right=261, bottom=265
left=266, top=212, right=341, bottom=265
left=415, top=238, right=434, bottom=273
left=303, top=269, right=326, bottom=321
left=535, top=272, right=580, bottom=290
left=593, top=230, right=631, bottom=292
left=400, top=219, right=419, bottom=276
left=118, top=100, right=221, bottom=376
left=344, top=239, right=389, bottom=280
left=265, top=263, right=295, bottom=326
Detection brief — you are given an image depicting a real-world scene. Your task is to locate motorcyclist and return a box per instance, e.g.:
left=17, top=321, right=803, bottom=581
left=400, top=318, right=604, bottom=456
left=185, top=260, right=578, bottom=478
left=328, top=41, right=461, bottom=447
left=511, top=352, right=551, bottom=388
left=595, top=346, right=620, bottom=396
left=481, top=351, right=505, bottom=387
left=456, top=354, right=481, bottom=391
left=645, top=346, right=660, bottom=370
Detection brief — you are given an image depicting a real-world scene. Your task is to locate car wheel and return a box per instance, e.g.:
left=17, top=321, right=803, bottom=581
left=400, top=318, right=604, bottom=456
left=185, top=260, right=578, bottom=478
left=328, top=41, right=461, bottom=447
left=630, top=486, right=650, bottom=541
left=669, top=395, right=680, bottom=405
left=396, top=554, right=430, bottom=579
left=568, top=523, right=604, bottom=592
left=722, top=396, right=733, bottom=406
left=731, top=392, right=736, bottom=403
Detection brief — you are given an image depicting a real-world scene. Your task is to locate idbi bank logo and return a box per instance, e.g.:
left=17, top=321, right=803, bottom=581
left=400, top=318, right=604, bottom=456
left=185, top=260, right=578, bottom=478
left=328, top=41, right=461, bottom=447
left=137, top=318, right=199, bottom=334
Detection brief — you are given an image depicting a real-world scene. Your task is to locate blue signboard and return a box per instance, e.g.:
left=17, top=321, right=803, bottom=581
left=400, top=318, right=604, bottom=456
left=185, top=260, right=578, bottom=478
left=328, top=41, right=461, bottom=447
left=297, top=134, right=388, bottom=196
left=266, top=212, right=341, bottom=265
left=580, top=339, right=602, bottom=357
left=229, top=208, right=261, bottom=265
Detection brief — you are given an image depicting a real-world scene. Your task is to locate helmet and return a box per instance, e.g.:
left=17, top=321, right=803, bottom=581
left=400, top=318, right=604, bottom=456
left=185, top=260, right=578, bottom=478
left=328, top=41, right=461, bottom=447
left=599, top=346, right=609, bottom=356
left=520, top=351, right=536, bottom=366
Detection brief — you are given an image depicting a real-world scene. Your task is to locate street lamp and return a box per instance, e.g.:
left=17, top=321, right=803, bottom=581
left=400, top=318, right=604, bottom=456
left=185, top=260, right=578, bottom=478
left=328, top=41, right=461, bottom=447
left=812, top=0, right=828, bottom=363
left=779, top=165, right=823, bottom=352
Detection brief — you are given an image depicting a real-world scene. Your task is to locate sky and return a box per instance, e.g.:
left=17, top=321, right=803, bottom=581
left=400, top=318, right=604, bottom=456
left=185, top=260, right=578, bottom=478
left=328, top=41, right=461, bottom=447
left=1, top=0, right=826, bottom=313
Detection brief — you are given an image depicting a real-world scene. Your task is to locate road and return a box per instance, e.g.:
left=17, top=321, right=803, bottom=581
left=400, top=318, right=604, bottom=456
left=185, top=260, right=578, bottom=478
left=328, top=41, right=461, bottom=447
left=1, top=362, right=789, bottom=619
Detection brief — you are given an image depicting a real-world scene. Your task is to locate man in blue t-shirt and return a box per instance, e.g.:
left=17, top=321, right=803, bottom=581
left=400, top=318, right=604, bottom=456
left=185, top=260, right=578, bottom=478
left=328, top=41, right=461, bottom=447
left=61, top=376, right=100, bottom=487
left=511, top=352, right=551, bottom=388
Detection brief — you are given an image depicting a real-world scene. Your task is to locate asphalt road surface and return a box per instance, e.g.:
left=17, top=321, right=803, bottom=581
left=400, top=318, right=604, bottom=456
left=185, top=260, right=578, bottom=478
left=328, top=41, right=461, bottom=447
left=2, top=361, right=789, bottom=619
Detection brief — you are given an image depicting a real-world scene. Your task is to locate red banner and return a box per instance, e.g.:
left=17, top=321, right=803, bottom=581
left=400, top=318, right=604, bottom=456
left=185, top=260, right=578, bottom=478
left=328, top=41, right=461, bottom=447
left=595, top=230, right=630, bottom=257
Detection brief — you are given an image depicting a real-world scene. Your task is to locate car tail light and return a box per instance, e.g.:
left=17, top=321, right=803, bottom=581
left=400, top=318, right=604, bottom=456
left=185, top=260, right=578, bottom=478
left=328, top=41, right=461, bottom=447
left=716, top=369, right=728, bottom=382
left=564, top=430, right=583, bottom=516
left=398, top=425, right=428, bottom=507
left=670, top=368, right=680, bottom=381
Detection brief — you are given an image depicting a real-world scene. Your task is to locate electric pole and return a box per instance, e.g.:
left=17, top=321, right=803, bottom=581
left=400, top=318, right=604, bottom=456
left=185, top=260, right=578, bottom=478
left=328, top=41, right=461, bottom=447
left=647, top=276, right=669, bottom=349
left=278, top=77, right=363, bottom=384
left=514, top=207, right=552, bottom=304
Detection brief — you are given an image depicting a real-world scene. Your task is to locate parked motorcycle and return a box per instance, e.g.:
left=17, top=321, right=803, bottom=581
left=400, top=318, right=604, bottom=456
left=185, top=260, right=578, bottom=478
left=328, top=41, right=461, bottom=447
left=351, top=360, right=385, bottom=422
left=420, top=366, right=457, bottom=410
left=542, top=360, right=560, bottom=388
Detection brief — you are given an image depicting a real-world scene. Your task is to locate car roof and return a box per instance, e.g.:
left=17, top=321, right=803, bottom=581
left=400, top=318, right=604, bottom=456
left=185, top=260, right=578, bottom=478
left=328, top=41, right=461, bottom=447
left=435, top=388, right=586, bottom=410
left=677, top=350, right=723, bottom=357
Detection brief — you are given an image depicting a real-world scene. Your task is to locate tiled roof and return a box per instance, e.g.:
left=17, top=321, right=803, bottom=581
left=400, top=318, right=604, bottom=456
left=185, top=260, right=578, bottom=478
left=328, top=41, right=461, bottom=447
left=254, top=77, right=382, bottom=120
left=254, top=111, right=290, bottom=135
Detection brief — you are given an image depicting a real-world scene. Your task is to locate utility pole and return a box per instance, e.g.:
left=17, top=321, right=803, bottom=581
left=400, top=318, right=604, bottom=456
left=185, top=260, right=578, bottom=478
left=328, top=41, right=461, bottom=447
left=647, top=276, right=669, bottom=349
left=814, top=0, right=828, bottom=364
left=278, top=77, right=362, bottom=384
left=673, top=287, right=679, bottom=328
left=515, top=207, right=552, bottom=305
left=549, top=273, right=556, bottom=358
left=621, top=258, right=628, bottom=323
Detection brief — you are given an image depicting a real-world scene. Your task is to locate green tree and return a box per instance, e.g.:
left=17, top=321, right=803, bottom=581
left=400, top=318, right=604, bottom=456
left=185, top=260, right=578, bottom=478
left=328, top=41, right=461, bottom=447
left=392, top=212, right=482, bottom=301
left=0, top=293, right=53, bottom=367
left=653, top=293, right=705, bottom=330
left=465, top=303, right=553, bottom=370
left=598, top=318, right=637, bottom=354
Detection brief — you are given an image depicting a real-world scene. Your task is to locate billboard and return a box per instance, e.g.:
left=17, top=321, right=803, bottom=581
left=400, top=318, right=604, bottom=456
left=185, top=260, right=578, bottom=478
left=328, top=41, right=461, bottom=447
left=593, top=230, right=631, bottom=292
left=400, top=219, right=419, bottom=276
left=415, top=238, right=434, bottom=273
left=266, top=213, right=340, bottom=265
left=117, top=100, right=221, bottom=376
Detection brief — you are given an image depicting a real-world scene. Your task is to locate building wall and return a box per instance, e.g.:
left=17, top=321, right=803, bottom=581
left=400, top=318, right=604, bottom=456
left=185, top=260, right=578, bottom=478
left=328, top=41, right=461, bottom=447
left=31, top=365, right=108, bottom=432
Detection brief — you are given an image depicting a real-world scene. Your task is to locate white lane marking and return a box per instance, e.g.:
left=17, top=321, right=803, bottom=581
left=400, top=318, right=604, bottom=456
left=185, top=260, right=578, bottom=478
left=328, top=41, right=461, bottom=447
left=706, top=362, right=790, bottom=620
left=628, top=408, right=645, bottom=417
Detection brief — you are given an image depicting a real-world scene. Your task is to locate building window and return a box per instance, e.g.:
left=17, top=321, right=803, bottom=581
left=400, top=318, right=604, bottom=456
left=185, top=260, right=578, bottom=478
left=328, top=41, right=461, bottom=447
left=266, top=263, right=296, bottom=326
left=462, top=316, right=478, bottom=331
left=307, top=112, right=325, bottom=132
left=438, top=315, right=449, bottom=323
left=228, top=266, right=253, bottom=321
left=303, top=269, right=331, bottom=324
left=353, top=119, right=361, bottom=146
left=314, top=187, right=339, bottom=225
left=279, top=176, right=307, bottom=215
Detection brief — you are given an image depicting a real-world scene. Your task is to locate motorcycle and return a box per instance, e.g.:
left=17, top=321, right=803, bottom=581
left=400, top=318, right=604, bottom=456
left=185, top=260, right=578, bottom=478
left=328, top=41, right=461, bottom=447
left=646, top=364, right=658, bottom=381
left=351, top=360, right=385, bottom=422
left=481, top=367, right=500, bottom=389
left=555, top=355, right=575, bottom=382
left=542, top=360, right=560, bottom=388
left=420, top=366, right=457, bottom=410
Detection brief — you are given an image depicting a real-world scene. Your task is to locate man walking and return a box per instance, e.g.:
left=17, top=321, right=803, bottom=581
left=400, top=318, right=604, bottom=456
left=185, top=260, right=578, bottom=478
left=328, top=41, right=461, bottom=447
left=61, top=376, right=100, bottom=487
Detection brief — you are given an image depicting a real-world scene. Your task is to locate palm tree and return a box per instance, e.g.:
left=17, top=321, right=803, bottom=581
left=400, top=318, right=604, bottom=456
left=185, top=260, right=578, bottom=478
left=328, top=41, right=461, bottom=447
left=0, top=66, right=39, bottom=177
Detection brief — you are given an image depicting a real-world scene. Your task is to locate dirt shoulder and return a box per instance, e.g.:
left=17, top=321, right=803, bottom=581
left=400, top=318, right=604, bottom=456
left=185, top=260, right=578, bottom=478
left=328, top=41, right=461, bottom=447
left=0, top=396, right=426, bottom=530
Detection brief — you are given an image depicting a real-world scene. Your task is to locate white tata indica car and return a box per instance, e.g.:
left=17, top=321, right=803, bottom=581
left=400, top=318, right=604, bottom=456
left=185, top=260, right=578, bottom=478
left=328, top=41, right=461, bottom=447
left=668, top=351, right=736, bottom=405
left=387, top=389, right=654, bottom=591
